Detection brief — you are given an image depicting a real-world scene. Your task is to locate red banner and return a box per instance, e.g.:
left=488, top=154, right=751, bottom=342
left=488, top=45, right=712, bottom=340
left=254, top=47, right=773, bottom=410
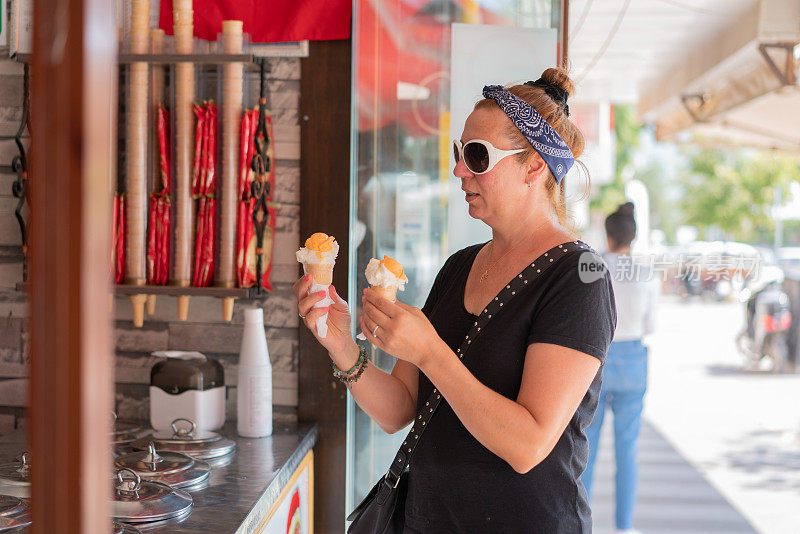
left=159, top=0, right=352, bottom=43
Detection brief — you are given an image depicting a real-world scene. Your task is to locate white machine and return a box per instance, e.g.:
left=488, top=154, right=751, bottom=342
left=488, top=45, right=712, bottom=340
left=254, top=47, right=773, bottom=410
left=150, top=351, right=226, bottom=432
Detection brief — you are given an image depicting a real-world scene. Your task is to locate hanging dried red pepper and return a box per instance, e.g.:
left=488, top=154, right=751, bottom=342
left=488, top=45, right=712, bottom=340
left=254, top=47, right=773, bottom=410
left=115, top=195, right=126, bottom=285
left=112, top=193, right=125, bottom=285
left=203, top=102, right=218, bottom=286
left=147, top=194, right=157, bottom=283
left=237, top=109, right=257, bottom=288
left=192, top=103, right=206, bottom=197
left=236, top=111, right=251, bottom=287
left=147, top=105, right=171, bottom=285
left=193, top=101, right=217, bottom=287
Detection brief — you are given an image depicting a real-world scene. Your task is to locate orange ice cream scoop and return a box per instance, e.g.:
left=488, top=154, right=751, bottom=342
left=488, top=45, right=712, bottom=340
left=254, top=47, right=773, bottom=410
left=304, top=232, right=337, bottom=261
left=379, top=255, right=405, bottom=279
left=305, top=232, right=336, bottom=252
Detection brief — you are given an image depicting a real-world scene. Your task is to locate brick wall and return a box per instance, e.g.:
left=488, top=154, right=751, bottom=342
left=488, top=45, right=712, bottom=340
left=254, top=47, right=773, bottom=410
left=0, top=56, right=29, bottom=435
left=0, top=55, right=302, bottom=434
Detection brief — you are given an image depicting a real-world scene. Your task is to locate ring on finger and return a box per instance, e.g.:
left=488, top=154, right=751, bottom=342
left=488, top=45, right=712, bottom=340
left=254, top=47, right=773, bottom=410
left=372, top=325, right=380, bottom=337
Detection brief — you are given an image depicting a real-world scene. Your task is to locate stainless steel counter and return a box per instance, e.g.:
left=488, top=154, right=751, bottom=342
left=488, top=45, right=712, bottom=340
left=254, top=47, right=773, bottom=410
left=141, top=422, right=318, bottom=533
left=0, top=421, right=318, bottom=533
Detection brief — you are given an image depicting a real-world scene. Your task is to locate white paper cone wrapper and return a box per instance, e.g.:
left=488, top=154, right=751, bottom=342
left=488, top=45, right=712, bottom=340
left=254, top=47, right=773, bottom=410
left=304, top=265, right=334, bottom=338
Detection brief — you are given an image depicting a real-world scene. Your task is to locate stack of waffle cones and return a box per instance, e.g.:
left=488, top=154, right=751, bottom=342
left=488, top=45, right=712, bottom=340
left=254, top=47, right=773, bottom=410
left=172, top=0, right=194, bottom=320
left=129, top=0, right=150, bottom=53
left=125, top=0, right=149, bottom=288
left=218, top=20, right=243, bottom=290
left=126, top=0, right=151, bottom=327
left=125, top=61, right=148, bottom=286
left=172, top=0, right=193, bottom=54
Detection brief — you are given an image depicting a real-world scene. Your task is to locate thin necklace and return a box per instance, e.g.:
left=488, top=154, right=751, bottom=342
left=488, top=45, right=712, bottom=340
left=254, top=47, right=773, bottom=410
left=479, top=220, right=551, bottom=283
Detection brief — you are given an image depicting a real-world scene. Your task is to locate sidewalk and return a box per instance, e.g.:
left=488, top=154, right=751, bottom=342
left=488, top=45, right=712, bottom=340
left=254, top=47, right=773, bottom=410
left=642, top=297, right=800, bottom=533
left=589, top=419, right=756, bottom=534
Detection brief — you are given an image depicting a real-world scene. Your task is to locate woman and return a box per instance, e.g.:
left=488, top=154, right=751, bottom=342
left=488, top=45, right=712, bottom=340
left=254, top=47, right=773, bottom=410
left=293, top=68, right=616, bottom=532
left=583, top=202, right=658, bottom=534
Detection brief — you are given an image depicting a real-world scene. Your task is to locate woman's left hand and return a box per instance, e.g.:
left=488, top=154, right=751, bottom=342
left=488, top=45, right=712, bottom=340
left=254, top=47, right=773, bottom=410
left=360, top=288, right=445, bottom=368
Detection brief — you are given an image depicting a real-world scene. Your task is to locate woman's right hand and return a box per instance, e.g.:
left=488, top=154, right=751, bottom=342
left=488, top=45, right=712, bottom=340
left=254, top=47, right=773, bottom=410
left=292, top=275, right=357, bottom=366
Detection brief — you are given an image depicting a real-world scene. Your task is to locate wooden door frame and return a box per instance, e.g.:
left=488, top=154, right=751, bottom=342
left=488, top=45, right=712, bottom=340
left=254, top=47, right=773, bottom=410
left=29, top=0, right=117, bottom=531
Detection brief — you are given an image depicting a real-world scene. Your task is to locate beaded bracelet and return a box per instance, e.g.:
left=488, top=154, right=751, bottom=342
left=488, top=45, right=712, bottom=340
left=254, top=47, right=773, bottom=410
left=332, top=346, right=369, bottom=383
left=341, top=357, right=369, bottom=384
left=332, top=346, right=364, bottom=377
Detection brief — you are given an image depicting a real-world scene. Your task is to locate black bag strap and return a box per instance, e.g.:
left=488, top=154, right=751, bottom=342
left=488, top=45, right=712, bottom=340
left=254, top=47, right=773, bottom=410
left=380, top=239, right=594, bottom=491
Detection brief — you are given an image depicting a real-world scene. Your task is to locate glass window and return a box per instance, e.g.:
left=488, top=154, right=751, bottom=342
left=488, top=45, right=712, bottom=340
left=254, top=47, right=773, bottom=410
left=346, top=0, right=561, bottom=513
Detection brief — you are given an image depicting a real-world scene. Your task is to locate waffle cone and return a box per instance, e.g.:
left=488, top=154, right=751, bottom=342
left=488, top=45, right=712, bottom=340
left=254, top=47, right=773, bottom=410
left=371, top=285, right=397, bottom=302
left=306, top=263, right=334, bottom=285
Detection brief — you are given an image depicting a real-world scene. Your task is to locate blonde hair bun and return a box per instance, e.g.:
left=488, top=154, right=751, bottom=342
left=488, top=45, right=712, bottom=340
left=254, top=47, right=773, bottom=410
left=539, top=67, right=575, bottom=97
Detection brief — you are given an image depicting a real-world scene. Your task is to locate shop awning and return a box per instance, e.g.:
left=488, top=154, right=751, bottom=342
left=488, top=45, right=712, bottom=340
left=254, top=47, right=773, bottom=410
left=638, top=0, right=800, bottom=152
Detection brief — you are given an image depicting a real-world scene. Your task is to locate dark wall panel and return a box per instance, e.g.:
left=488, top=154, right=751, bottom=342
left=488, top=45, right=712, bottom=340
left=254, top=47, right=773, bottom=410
left=299, top=38, right=352, bottom=534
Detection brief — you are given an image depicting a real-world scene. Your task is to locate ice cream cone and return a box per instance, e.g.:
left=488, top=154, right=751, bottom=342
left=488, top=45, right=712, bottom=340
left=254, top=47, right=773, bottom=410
left=177, top=295, right=190, bottom=321
left=297, top=233, right=339, bottom=339
left=146, top=294, right=157, bottom=315
left=358, top=255, right=408, bottom=341
left=306, top=263, right=333, bottom=285
left=130, top=294, right=147, bottom=328
left=371, top=285, right=397, bottom=302
left=221, top=297, right=235, bottom=322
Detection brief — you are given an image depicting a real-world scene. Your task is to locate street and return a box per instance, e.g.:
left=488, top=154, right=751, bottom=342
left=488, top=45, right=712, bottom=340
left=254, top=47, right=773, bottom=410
left=637, top=295, right=800, bottom=533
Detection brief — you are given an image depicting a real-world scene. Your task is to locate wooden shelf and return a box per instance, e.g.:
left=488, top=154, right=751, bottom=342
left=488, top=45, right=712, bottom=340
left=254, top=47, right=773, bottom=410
left=116, top=285, right=262, bottom=324
left=14, top=52, right=267, bottom=70
left=118, top=53, right=258, bottom=67
left=115, top=284, right=260, bottom=298
left=15, top=282, right=264, bottom=299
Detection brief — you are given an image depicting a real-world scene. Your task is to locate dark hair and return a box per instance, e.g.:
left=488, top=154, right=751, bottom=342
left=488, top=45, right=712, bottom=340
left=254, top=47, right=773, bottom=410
left=605, top=202, right=636, bottom=249
left=474, top=67, right=586, bottom=234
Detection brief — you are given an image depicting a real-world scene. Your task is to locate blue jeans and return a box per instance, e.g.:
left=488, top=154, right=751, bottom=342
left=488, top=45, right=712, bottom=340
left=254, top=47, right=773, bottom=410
left=584, top=339, right=648, bottom=531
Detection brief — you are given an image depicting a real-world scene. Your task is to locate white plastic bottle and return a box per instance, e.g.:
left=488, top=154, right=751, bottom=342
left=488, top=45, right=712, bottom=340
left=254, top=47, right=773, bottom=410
left=237, top=307, right=273, bottom=437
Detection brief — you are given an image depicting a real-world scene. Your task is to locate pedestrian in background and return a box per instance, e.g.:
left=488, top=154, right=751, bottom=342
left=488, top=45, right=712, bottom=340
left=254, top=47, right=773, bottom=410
left=584, top=201, right=658, bottom=534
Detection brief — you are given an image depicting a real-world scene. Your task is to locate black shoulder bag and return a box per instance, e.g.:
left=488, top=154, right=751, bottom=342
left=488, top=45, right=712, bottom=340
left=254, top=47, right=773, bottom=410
left=346, top=240, right=588, bottom=534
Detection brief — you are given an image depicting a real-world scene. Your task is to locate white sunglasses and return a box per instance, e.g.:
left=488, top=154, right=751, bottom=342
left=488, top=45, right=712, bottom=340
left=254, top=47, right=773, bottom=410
left=453, top=139, right=525, bottom=175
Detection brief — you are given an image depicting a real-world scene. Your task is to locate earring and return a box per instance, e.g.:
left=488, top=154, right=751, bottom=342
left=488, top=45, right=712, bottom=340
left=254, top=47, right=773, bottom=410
left=526, top=181, right=532, bottom=189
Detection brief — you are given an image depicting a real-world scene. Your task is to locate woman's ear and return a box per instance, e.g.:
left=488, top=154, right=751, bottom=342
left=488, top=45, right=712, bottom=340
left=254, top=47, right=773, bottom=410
left=526, top=153, right=547, bottom=184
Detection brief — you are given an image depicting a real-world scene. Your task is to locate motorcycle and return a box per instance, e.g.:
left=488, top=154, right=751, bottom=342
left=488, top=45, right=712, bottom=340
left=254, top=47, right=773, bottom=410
left=736, top=266, right=792, bottom=372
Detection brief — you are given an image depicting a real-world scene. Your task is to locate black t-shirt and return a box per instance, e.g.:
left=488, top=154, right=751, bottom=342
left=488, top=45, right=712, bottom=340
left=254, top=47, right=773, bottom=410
left=404, top=240, right=617, bottom=533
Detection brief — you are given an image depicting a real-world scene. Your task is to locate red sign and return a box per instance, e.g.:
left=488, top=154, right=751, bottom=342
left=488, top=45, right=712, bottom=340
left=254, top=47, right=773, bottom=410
left=159, top=0, right=352, bottom=43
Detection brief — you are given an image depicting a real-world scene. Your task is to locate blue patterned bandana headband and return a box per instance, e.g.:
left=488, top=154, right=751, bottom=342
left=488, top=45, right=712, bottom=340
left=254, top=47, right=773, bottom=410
left=482, top=85, right=574, bottom=183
